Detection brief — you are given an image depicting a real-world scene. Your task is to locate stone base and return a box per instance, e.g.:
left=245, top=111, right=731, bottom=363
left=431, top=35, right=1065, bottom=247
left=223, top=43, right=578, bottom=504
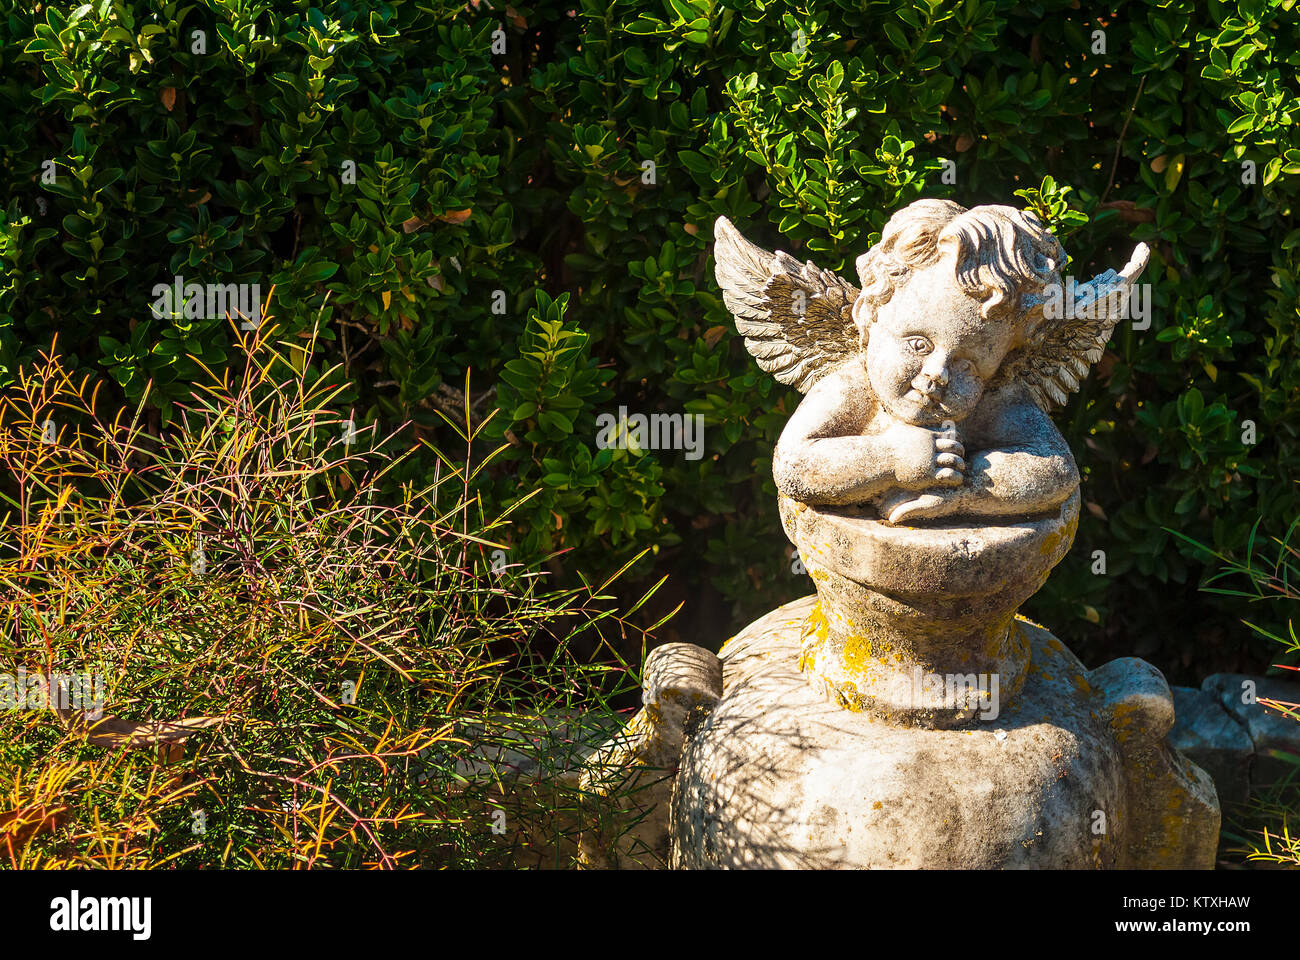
left=668, top=596, right=1220, bottom=869
left=780, top=491, right=1077, bottom=728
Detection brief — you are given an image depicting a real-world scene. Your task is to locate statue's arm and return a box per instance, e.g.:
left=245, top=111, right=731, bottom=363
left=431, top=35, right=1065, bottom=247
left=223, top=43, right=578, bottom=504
left=772, top=366, right=896, bottom=506
left=957, top=398, right=1079, bottom=516
left=880, top=390, right=1078, bottom=523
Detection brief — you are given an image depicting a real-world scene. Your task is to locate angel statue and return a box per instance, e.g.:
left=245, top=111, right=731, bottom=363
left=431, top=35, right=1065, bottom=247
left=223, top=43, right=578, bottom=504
left=574, top=203, right=1219, bottom=872
left=714, top=199, right=1148, bottom=525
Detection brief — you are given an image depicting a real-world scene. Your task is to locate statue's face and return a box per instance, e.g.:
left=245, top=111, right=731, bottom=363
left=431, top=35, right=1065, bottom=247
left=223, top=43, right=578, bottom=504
left=865, top=256, right=1018, bottom=427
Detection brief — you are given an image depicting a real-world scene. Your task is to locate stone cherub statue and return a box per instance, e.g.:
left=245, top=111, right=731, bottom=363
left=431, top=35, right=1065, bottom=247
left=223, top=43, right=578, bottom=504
left=714, top=199, right=1147, bottom=525
left=578, top=199, right=1219, bottom=871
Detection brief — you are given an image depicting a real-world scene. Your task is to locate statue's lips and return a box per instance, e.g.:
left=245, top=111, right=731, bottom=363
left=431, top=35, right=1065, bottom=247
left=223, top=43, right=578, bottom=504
left=904, top=388, right=948, bottom=411
left=896, top=390, right=966, bottom=427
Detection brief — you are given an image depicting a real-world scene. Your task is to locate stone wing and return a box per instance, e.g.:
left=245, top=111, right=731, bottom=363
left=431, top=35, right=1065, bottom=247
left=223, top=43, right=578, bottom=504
left=1010, top=243, right=1150, bottom=410
left=713, top=216, right=861, bottom=394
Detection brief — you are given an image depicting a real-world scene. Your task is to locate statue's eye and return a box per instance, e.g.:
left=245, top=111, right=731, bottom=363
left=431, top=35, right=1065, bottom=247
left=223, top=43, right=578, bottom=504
left=905, top=336, right=932, bottom=355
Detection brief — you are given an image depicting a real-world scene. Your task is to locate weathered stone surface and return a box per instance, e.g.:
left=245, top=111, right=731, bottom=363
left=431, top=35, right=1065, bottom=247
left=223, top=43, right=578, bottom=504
left=1169, top=686, right=1253, bottom=805
left=666, top=598, right=1217, bottom=869
left=783, top=489, right=1078, bottom=726
left=1203, top=673, right=1300, bottom=787
left=1088, top=659, right=1219, bottom=868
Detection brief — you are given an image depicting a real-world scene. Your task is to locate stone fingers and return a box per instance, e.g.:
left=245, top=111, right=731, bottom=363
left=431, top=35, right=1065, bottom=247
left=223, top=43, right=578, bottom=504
left=935, top=436, right=964, bottom=456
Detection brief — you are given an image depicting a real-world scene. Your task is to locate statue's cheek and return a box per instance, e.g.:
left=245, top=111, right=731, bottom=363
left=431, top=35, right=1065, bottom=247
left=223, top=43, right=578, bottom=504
left=866, top=355, right=903, bottom=392
left=892, top=354, right=922, bottom=383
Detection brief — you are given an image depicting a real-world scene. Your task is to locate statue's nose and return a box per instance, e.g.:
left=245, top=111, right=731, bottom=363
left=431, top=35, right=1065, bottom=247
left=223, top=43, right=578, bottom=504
left=918, top=360, right=949, bottom=390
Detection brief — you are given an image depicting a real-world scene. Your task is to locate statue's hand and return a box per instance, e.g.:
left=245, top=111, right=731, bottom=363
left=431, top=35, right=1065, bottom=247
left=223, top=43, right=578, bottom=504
left=883, top=419, right=966, bottom=490
left=877, top=488, right=961, bottom=525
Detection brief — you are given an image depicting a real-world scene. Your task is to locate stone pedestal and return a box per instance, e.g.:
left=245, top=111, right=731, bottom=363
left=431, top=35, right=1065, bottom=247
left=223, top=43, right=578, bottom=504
left=667, top=596, right=1218, bottom=868
left=580, top=495, right=1221, bottom=869
left=782, top=491, right=1078, bottom=727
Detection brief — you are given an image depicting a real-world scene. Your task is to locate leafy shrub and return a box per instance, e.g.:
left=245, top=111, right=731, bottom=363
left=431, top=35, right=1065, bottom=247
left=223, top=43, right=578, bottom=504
left=0, top=323, right=645, bottom=868
left=4, top=0, right=1300, bottom=679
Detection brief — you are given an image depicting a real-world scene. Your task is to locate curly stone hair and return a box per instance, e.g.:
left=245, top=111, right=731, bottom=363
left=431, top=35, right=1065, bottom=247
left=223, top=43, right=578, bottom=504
left=852, top=199, right=1065, bottom=342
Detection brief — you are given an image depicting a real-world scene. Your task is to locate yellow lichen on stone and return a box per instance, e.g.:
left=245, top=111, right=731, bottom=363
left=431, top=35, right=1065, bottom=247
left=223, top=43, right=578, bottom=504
left=1109, top=701, right=1139, bottom=745
left=839, top=632, right=876, bottom=674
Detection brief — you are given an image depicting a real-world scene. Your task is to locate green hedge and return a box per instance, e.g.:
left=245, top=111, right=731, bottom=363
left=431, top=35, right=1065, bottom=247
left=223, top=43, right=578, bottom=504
left=3, top=0, right=1299, bottom=679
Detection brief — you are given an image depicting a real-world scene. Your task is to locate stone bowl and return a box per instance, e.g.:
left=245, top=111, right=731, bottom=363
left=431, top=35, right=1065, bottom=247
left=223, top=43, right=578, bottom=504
left=779, top=489, right=1081, bottom=725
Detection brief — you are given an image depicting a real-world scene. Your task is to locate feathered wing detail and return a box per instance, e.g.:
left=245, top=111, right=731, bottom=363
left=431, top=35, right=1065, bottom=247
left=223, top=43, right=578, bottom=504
left=713, top=216, right=861, bottom=394
left=1004, top=243, right=1151, bottom=410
